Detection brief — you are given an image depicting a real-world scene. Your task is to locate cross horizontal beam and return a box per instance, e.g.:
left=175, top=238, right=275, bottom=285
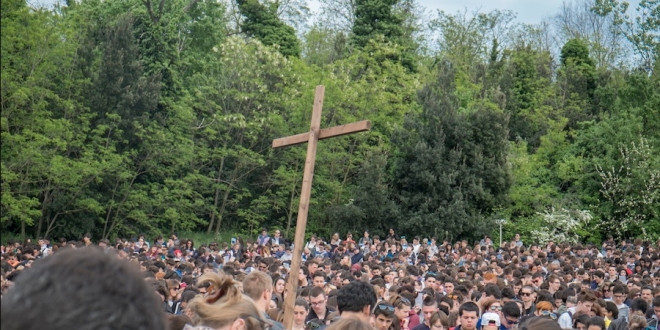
left=272, top=120, right=371, bottom=149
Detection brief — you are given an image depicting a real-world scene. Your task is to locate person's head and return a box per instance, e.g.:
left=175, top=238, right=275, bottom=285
left=628, top=314, right=647, bottom=330
left=586, top=316, right=606, bottom=330
left=630, top=298, right=648, bottom=316
left=309, top=286, right=327, bottom=316
left=242, top=271, right=273, bottom=312
left=520, top=285, right=534, bottom=302
left=534, top=301, right=554, bottom=319
left=273, top=277, right=286, bottom=294
left=604, top=300, right=619, bottom=320
left=372, top=302, right=396, bottom=330
left=577, top=291, right=597, bottom=314
left=188, top=272, right=268, bottom=330
left=313, top=271, right=326, bottom=288
left=458, top=301, right=480, bottom=330
left=391, top=294, right=412, bottom=320
left=1, top=248, right=165, bottom=330
left=336, top=281, right=377, bottom=322
left=500, top=301, right=521, bottom=329
left=573, top=314, right=590, bottom=330
left=480, top=312, right=500, bottom=330
left=653, top=296, right=660, bottom=320
left=293, top=299, right=310, bottom=326
left=611, top=284, right=627, bottom=305
left=429, top=310, right=449, bottom=330
left=519, top=317, right=562, bottom=330
left=421, top=295, right=439, bottom=325
left=168, top=314, right=193, bottom=330
left=640, top=285, right=653, bottom=303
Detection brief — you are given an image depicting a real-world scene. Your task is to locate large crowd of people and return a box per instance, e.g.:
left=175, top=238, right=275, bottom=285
left=1, top=229, right=659, bottom=330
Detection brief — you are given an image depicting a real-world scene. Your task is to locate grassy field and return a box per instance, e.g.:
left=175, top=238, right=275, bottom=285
left=1, top=231, right=251, bottom=247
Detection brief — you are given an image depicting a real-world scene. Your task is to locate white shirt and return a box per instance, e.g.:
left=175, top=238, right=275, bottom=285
left=558, top=307, right=576, bottom=329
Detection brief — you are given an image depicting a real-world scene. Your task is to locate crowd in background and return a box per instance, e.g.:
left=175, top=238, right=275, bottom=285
left=1, top=229, right=660, bottom=330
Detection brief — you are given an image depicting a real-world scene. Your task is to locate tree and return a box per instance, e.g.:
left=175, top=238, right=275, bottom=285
left=351, top=0, right=416, bottom=71
left=391, top=62, right=511, bottom=239
left=592, top=0, right=660, bottom=72
left=553, top=0, right=627, bottom=69
left=595, top=138, right=660, bottom=238
left=236, top=0, right=301, bottom=57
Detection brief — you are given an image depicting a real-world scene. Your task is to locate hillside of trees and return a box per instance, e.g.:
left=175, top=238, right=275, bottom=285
left=2, top=0, right=659, bottom=244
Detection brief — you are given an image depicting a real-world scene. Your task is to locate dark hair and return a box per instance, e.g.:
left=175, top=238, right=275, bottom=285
left=501, top=287, right=516, bottom=300
left=168, top=314, right=193, bottom=330
left=336, top=281, right=377, bottom=314
left=458, top=301, right=480, bottom=317
left=310, top=286, right=325, bottom=299
left=502, top=301, right=521, bottom=318
left=653, top=296, right=660, bottom=308
left=630, top=298, right=648, bottom=313
left=605, top=301, right=619, bottom=320
left=372, top=302, right=396, bottom=318
left=295, top=298, right=310, bottom=311
left=483, top=283, right=502, bottom=300
left=587, top=316, right=606, bottom=329
left=1, top=248, right=165, bottom=330
left=573, top=314, right=590, bottom=329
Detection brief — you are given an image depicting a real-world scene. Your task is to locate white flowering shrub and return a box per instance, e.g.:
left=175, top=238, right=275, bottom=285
left=531, top=208, right=593, bottom=244
left=595, top=137, right=660, bottom=238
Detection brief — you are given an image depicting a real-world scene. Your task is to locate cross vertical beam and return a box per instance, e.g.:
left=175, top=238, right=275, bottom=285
left=274, top=85, right=370, bottom=329
left=281, top=85, right=324, bottom=328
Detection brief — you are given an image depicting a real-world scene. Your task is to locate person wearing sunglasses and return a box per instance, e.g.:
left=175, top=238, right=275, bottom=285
left=479, top=312, right=500, bottom=330
left=391, top=295, right=413, bottom=330
left=499, top=301, right=521, bottom=330
left=519, top=286, right=536, bottom=316
left=372, top=302, right=397, bottom=330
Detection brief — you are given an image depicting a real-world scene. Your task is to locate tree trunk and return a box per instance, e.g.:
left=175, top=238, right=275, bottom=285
left=21, top=219, right=26, bottom=243
left=207, top=157, right=225, bottom=233
left=103, top=180, right=120, bottom=239
left=36, top=184, right=51, bottom=238
left=214, top=188, right=231, bottom=235
left=285, top=162, right=300, bottom=238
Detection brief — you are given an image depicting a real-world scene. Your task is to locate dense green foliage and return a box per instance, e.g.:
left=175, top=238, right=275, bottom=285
left=1, top=0, right=659, bottom=243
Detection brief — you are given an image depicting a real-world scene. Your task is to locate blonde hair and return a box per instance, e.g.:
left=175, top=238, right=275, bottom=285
left=187, top=272, right=267, bottom=330
left=242, top=271, right=272, bottom=301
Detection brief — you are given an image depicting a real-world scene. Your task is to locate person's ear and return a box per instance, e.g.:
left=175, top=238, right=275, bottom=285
left=230, top=318, right=246, bottom=330
left=362, top=304, right=371, bottom=316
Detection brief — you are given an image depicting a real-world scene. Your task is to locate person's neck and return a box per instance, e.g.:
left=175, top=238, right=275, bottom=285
left=339, top=311, right=369, bottom=323
left=292, top=324, right=305, bottom=330
left=524, top=300, right=533, bottom=308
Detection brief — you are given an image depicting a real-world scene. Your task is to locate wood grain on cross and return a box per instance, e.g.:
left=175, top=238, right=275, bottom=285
left=272, top=85, right=370, bottom=329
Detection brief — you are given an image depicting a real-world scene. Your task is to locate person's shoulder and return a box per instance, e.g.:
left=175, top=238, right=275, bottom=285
left=412, top=324, right=430, bottom=330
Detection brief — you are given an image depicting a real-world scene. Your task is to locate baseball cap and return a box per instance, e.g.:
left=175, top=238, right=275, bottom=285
left=481, top=312, right=501, bottom=327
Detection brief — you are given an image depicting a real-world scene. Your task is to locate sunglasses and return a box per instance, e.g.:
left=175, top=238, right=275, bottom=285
left=521, top=292, right=532, bottom=296
left=504, top=315, right=519, bottom=324
left=376, top=304, right=395, bottom=312
left=540, top=310, right=557, bottom=320
left=490, top=306, right=502, bottom=311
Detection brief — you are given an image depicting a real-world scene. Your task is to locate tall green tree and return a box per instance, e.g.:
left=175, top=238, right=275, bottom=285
left=351, top=0, right=416, bottom=71
left=391, top=63, right=511, bottom=239
left=236, top=0, right=301, bottom=57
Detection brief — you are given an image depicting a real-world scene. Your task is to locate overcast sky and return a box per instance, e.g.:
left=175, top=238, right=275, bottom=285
left=308, top=0, right=642, bottom=25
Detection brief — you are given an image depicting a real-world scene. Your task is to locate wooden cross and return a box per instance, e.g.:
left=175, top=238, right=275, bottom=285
left=272, top=85, right=370, bottom=328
